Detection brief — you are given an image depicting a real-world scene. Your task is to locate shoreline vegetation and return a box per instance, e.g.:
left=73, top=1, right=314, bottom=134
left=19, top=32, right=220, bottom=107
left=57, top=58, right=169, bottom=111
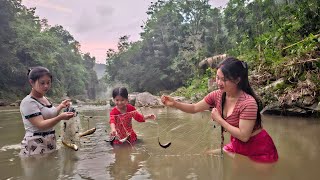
left=0, top=0, right=319, bottom=117
left=2, top=88, right=319, bottom=118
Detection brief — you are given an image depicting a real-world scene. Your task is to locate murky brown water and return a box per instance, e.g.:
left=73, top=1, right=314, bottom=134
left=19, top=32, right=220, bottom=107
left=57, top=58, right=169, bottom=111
left=0, top=105, right=319, bottom=180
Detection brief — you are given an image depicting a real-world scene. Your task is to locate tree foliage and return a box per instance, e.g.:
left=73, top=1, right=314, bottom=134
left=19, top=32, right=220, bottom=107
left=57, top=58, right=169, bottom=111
left=104, top=0, right=319, bottom=96
left=105, top=0, right=226, bottom=93
left=1, top=0, right=319, bottom=101
left=0, top=0, right=98, bottom=100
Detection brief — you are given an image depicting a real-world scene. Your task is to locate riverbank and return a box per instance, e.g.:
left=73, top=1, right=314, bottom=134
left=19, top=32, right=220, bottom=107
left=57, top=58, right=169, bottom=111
left=1, top=87, right=319, bottom=118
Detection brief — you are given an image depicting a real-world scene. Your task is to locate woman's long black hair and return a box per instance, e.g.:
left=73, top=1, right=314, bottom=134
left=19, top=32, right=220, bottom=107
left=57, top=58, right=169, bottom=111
left=217, top=57, right=262, bottom=128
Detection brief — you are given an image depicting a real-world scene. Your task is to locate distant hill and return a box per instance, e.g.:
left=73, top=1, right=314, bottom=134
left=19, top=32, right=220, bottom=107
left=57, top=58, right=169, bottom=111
left=94, top=63, right=106, bottom=79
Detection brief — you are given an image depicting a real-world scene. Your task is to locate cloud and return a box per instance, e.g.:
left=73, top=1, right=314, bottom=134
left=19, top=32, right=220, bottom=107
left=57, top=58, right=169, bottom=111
left=96, top=5, right=114, bottom=17
left=73, top=11, right=99, bottom=33
left=103, top=19, right=141, bottom=33
left=73, top=5, right=114, bottom=34
left=21, top=0, right=229, bottom=64
left=23, top=0, right=72, bottom=13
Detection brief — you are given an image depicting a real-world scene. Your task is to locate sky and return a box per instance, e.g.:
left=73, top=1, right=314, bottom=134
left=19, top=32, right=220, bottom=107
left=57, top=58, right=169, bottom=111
left=22, top=0, right=228, bottom=64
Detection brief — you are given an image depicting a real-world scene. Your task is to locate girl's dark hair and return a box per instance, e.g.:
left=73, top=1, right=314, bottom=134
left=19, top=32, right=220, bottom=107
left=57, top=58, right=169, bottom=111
left=112, top=87, right=128, bottom=99
left=217, top=57, right=262, bottom=128
left=27, top=66, right=52, bottom=82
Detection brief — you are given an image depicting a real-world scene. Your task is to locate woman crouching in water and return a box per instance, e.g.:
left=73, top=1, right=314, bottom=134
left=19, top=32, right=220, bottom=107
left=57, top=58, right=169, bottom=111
left=161, top=57, right=278, bottom=163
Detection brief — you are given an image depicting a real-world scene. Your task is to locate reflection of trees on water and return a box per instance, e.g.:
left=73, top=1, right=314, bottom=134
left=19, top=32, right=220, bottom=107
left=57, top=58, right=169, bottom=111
left=20, top=148, right=79, bottom=180
left=20, top=114, right=82, bottom=179
left=58, top=147, right=78, bottom=178
left=108, top=144, right=151, bottom=180
left=20, top=151, right=61, bottom=180
left=14, top=109, right=320, bottom=180
left=145, top=154, right=223, bottom=180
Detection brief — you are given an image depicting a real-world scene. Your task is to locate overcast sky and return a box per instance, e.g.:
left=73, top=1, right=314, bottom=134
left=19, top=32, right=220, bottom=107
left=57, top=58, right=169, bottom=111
left=22, top=0, right=228, bottom=64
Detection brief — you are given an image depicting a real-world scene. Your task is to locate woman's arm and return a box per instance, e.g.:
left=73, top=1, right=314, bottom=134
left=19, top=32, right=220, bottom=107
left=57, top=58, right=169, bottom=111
left=161, top=95, right=211, bottom=113
left=212, top=112, right=255, bottom=142
left=28, top=112, right=74, bottom=130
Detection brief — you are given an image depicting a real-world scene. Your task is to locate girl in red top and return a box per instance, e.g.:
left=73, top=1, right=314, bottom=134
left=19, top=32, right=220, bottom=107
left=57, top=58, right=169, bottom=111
left=109, top=87, right=156, bottom=144
left=161, top=57, right=278, bottom=163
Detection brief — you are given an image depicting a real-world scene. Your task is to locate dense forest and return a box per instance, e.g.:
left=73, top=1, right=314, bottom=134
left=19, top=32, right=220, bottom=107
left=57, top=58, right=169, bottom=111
left=104, top=0, right=320, bottom=115
left=105, top=0, right=319, bottom=93
left=0, top=0, right=98, bottom=102
left=0, top=0, right=319, bottom=115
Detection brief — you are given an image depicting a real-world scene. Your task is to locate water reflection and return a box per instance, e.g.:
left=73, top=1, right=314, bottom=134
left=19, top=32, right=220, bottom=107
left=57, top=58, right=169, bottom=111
left=19, top=147, right=80, bottom=180
left=108, top=143, right=151, bottom=180
left=58, top=147, right=79, bottom=178
left=20, top=151, right=61, bottom=180
left=222, top=153, right=277, bottom=180
left=0, top=107, right=320, bottom=180
left=145, top=153, right=224, bottom=179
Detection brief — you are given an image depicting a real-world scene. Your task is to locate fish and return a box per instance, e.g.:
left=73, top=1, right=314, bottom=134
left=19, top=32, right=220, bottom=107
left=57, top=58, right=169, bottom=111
left=62, top=140, right=78, bottom=151
left=158, top=137, right=171, bottom=148
left=104, top=135, right=130, bottom=145
left=105, top=136, right=116, bottom=145
left=79, top=128, right=96, bottom=137
left=119, top=135, right=130, bottom=143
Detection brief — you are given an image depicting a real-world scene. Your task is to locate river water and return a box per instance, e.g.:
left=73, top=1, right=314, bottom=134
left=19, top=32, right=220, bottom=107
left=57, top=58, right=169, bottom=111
left=0, top=105, right=319, bottom=180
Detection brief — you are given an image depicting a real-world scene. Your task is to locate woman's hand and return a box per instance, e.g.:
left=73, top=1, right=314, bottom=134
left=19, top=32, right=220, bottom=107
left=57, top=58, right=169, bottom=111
left=59, top=99, right=71, bottom=109
left=211, top=108, right=222, bottom=124
left=161, top=95, right=175, bottom=107
left=58, top=112, right=75, bottom=120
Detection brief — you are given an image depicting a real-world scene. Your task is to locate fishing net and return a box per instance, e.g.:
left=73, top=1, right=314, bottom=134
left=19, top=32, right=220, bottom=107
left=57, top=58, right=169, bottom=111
left=58, top=107, right=225, bottom=179
left=61, top=107, right=81, bottom=145
left=108, top=107, right=224, bottom=158
left=60, top=105, right=98, bottom=151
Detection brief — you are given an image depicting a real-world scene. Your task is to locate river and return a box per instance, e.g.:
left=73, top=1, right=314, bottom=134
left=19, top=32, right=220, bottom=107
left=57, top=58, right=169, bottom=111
left=0, top=105, right=319, bottom=180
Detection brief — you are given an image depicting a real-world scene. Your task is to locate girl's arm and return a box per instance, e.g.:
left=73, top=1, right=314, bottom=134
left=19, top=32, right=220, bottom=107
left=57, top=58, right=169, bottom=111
left=109, top=111, right=117, bottom=135
left=126, top=104, right=145, bottom=122
left=133, top=111, right=145, bottom=122
left=110, top=123, right=117, bottom=136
